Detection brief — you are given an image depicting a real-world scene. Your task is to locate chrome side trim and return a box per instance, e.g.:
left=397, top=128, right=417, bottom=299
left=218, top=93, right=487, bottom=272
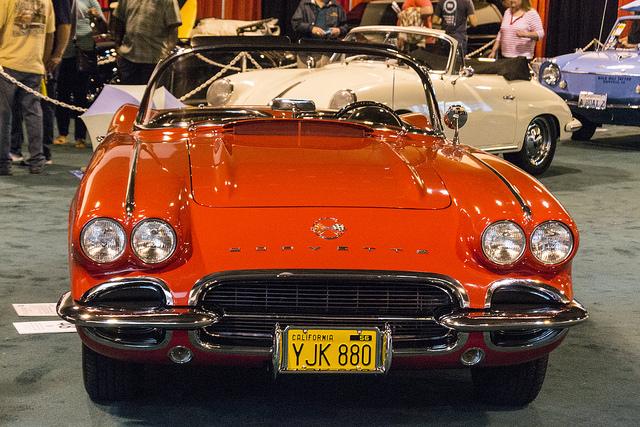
left=483, top=329, right=568, bottom=353
left=80, top=276, right=175, bottom=306
left=438, top=300, right=588, bottom=332
left=57, top=292, right=218, bottom=329
left=484, top=278, right=571, bottom=309
left=125, top=140, right=141, bottom=216
left=81, top=327, right=173, bottom=351
left=188, top=270, right=470, bottom=308
left=471, top=155, right=532, bottom=218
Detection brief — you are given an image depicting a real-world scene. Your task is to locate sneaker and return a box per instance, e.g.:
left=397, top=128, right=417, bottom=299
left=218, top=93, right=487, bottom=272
left=53, top=135, right=68, bottom=145
left=10, top=153, right=24, bottom=162
left=45, top=159, right=53, bottom=165
left=75, top=139, right=88, bottom=148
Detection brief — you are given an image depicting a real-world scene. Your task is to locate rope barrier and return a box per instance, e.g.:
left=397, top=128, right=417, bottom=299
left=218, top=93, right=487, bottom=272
left=0, top=65, right=88, bottom=113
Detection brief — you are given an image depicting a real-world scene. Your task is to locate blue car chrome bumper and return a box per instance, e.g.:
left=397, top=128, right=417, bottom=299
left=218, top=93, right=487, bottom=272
left=564, top=100, right=640, bottom=126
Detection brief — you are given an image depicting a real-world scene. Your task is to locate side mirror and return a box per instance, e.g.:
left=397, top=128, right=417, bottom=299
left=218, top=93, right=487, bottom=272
left=460, top=66, right=474, bottom=78
left=444, top=105, right=468, bottom=145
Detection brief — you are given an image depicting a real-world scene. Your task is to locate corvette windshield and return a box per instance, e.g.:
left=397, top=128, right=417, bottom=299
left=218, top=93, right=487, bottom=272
left=139, top=43, right=440, bottom=131
left=343, top=30, right=453, bottom=72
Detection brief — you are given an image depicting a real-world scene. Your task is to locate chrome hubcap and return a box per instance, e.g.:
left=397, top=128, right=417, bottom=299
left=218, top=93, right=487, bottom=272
left=524, top=118, right=551, bottom=167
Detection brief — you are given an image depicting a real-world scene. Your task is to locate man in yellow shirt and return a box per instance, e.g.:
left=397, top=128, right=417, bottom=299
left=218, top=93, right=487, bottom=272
left=0, top=0, right=56, bottom=175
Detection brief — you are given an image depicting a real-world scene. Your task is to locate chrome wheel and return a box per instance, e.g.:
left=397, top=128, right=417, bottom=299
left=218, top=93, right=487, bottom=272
left=524, top=118, right=552, bottom=167
left=504, top=116, right=557, bottom=176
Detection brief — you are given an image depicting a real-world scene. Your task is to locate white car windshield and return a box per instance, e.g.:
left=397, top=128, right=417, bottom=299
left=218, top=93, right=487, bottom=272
left=343, top=30, right=454, bottom=73
left=138, top=42, right=441, bottom=131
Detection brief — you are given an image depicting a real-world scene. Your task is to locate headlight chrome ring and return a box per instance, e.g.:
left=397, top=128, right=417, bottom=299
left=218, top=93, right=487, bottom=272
left=131, top=219, right=177, bottom=264
left=541, top=63, right=561, bottom=86
left=80, top=218, right=127, bottom=264
left=481, top=221, right=526, bottom=265
left=530, top=221, right=573, bottom=265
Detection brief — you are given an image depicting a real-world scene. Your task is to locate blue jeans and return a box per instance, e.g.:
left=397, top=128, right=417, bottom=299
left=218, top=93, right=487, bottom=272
left=0, top=68, right=45, bottom=169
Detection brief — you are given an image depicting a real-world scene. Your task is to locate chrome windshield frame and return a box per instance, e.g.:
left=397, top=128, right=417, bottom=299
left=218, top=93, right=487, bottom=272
left=135, top=38, right=443, bottom=133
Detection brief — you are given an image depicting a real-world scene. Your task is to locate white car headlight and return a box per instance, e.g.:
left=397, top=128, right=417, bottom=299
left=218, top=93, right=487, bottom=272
left=531, top=221, right=573, bottom=265
left=542, top=63, right=560, bottom=86
left=482, top=221, right=526, bottom=265
left=131, top=219, right=176, bottom=264
left=207, top=78, right=233, bottom=106
left=329, top=89, right=357, bottom=110
left=81, top=218, right=126, bottom=263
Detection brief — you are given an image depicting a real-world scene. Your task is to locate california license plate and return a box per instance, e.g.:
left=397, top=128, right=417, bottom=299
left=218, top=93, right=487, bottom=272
left=578, top=92, right=607, bottom=110
left=277, top=327, right=385, bottom=373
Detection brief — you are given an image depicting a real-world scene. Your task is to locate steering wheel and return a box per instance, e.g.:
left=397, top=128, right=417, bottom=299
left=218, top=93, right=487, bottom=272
left=334, top=101, right=405, bottom=128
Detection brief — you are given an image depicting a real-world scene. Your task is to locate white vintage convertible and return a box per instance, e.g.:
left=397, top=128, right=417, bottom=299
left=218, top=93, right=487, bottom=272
left=205, top=26, right=581, bottom=175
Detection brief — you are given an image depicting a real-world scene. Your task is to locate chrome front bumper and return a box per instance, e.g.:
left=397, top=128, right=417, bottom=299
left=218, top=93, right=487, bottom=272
left=57, top=291, right=587, bottom=332
left=56, top=292, right=218, bottom=329
left=438, top=300, right=588, bottom=331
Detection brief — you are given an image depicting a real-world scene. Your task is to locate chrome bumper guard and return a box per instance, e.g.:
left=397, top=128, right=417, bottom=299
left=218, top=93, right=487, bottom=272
left=564, top=118, right=582, bottom=132
left=438, top=300, right=588, bottom=332
left=56, top=292, right=218, bottom=329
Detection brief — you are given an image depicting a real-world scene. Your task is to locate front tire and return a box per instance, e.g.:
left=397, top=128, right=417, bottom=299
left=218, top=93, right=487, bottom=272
left=471, top=355, right=548, bottom=406
left=571, top=119, right=597, bottom=141
left=504, top=116, right=556, bottom=176
left=82, top=344, right=141, bottom=402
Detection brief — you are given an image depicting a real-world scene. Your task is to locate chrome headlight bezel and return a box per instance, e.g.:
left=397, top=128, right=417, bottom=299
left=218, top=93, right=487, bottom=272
left=131, top=219, right=177, bottom=264
left=541, top=63, right=561, bottom=86
left=329, top=89, right=357, bottom=110
left=80, top=218, right=127, bottom=264
left=481, top=221, right=527, bottom=266
left=206, top=78, right=234, bottom=106
left=530, top=221, right=574, bottom=265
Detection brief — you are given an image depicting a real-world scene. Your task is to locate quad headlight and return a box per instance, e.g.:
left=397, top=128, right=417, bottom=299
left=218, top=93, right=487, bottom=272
left=482, top=221, right=526, bottom=265
left=81, top=218, right=126, bottom=263
left=530, top=221, right=573, bottom=265
left=131, top=219, right=177, bottom=264
left=329, top=89, right=357, bottom=110
left=207, top=78, right=233, bottom=106
left=541, top=63, right=561, bottom=86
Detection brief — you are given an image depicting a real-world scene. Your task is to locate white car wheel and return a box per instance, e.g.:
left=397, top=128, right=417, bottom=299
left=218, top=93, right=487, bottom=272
left=505, top=116, right=557, bottom=176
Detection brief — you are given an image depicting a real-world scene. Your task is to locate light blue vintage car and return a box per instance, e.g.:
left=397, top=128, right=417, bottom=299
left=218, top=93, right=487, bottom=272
left=538, top=13, right=640, bottom=140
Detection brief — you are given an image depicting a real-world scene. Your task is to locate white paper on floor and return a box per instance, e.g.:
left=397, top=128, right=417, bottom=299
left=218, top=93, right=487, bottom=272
left=13, top=321, right=76, bottom=334
left=12, top=303, right=58, bottom=316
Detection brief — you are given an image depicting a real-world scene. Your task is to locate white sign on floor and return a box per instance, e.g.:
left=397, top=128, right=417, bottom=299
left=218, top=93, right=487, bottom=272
left=12, top=303, right=58, bottom=317
left=13, top=321, right=76, bottom=335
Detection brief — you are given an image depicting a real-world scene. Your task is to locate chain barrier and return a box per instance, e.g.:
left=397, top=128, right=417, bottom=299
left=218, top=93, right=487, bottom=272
left=0, top=65, right=88, bottom=113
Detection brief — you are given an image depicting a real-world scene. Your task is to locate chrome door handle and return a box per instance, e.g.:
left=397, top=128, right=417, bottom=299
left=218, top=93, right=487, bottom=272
left=503, top=95, right=515, bottom=100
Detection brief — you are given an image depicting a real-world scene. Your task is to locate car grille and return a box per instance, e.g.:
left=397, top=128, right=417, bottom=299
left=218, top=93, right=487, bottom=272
left=195, top=271, right=461, bottom=351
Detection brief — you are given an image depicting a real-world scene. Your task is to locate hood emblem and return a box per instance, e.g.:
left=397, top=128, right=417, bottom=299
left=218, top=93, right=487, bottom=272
left=311, top=218, right=345, bottom=240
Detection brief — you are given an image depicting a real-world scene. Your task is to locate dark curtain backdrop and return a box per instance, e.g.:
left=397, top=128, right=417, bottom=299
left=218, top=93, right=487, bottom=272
left=545, top=0, right=620, bottom=57
left=262, top=0, right=301, bottom=39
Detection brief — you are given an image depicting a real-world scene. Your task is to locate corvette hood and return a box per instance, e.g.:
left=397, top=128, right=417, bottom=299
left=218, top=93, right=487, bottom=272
left=188, top=120, right=451, bottom=209
left=558, top=50, right=640, bottom=75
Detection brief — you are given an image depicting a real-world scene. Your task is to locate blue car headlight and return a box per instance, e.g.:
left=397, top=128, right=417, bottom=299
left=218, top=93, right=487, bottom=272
left=541, top=63, right=561, bottom=86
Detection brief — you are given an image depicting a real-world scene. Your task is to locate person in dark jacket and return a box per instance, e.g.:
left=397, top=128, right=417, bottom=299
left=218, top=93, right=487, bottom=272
left=292, top=0, right=348, bottom=40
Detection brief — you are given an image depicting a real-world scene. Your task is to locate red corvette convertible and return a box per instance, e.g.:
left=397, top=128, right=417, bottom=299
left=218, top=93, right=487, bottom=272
left=57, top=39, right=587, bottom=405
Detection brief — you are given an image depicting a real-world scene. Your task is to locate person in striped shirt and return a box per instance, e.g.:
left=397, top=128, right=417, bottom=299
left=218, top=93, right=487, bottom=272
left=488, top=0, right=544, bottom=59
